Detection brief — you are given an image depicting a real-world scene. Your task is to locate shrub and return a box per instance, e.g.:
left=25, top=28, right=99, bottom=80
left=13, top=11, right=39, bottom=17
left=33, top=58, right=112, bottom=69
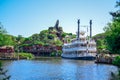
left=50, top=52, right=56, bottom=56
left=57, top=50, right=62, bottom=56
left=15, top=53, right=34, bottom=59
left=112, top=56, right=120, bottom=67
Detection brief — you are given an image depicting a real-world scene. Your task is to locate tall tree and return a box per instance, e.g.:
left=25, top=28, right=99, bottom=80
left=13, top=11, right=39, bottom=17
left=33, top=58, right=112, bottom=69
left=16, top=35, right=25, bottom=44
left=104, top=1, right=120, bottom=54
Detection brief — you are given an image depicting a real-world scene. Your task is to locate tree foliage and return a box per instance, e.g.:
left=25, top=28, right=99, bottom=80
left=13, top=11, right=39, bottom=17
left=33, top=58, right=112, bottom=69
left=0, top=34, right=15, bottom=46
left=113, top=56, right=120, bottom=67
left=105, top=21, right=120, bottom=54
left=55, top=40, right=63, bottom=46
left=110, top=1, right=120, bottom=22
left=104, top=1, right=120, bottom=54
left=0, top=22, right=16, bottom=47
left=47, top=34, right=56, bottom=39
left=16, top=53, right=34, bottom=59
left=93, top=33, right=106, bottom=53
left=0, top=22, right=75, bottom=54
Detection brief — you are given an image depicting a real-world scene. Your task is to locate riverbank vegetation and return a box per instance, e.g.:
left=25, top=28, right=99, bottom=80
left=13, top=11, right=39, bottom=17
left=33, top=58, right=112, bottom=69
left=102, top=1, right=120, bottom=80
left=0, top=20, right=76, bottom=57
left=111, top=55, right=120, bottom=80
left=0, top=0, right=119, bottom=58
left=14, top=53, right=35, bottom=60
left=113, top=56, right=120, bottom=67
left=112, top=56, right=120, bottom=80
left=50, top=50, right=62, bottom=57
left=93, top=1, right=120, bottom=79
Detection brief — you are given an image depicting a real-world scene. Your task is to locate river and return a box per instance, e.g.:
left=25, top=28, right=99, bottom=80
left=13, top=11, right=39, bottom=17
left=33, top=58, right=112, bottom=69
left=1, top=58, right=118, bottom=80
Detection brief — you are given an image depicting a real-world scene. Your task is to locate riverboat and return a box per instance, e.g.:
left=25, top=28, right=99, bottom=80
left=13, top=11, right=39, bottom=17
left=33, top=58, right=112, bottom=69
left=61, top=20, right=96, bottom=60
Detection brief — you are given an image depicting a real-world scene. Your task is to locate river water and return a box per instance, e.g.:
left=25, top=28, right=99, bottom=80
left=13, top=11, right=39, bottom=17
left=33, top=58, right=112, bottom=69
left=1, top=58, right=118, bottom=80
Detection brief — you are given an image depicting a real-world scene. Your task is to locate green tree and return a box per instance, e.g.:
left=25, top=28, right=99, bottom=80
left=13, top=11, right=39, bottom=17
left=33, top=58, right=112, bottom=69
left=55, top=40, right=63, bottom=46
left=0, top=34, right=15, bottom=46
left=30, top=33, right=40, bottom=41
left=96, top=39, right=106, bottom=53
left=104, top=1, right=120, bottom=54
left=110, top=1, right=120, bottom=21
left=39, top=30, right=48, bottom=41
left=16, top=35, right=25, bottom=44
left=104, top=20, right=120, bottom=54
left=61, top=32, right=67, bottom=38
left=47, top=34, right=55, bottom=39
left=113, top=56, right=120, bottom=67
left=93, top=33, right=106, bottom=53
left=0, top=22, right=15, bottom=46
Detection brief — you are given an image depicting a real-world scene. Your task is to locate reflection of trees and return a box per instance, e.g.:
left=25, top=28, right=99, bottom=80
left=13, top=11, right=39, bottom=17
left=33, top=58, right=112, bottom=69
left=0, top=62, right=11, bottom=80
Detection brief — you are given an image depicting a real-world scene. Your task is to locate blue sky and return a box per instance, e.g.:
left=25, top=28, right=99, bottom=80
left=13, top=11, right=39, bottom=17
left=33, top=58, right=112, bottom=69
left=0, top=0, right=117, bottom=37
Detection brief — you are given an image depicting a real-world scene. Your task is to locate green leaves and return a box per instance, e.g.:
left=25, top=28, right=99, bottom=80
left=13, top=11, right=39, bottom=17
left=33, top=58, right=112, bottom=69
left=104, top=1, right=120, bottom=54
left=110, top=1, right=120, bottom=21
left=55, top=40, right=63, bottom=46
left=47, top=34, right=56, bottom=39
left=105, top=21, right=120, bottom=54
left=0, top=34, right=15, bottom=46
left=113, top=56, right=120, bottom=67
left=16, top=53, right=35, bottom=59
left=93, top=33, right=106, bottom=53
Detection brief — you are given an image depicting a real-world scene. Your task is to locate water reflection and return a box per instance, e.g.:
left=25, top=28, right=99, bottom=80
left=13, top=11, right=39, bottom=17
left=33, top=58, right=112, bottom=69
left=1, top=58, right=118, bottom=80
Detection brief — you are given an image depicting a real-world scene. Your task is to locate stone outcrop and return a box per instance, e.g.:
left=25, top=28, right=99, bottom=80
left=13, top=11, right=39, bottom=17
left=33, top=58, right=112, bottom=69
left=48, top=20, right=63, bottom=40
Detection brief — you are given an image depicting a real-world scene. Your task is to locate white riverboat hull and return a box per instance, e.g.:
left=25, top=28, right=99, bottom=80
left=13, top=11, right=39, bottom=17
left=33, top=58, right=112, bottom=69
left=61, top=55, right=96, bottom=60
left=61, top=53, right=96, bottom=60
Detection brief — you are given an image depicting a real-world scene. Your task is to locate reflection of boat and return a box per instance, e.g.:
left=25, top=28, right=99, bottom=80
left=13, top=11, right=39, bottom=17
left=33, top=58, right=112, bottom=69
left=61, top=20, right=96, bottom=60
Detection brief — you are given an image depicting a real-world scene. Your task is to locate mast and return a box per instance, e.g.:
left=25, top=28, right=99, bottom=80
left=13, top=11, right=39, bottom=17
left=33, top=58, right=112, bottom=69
left=77, top=19, right=80, bottom=40
left=90, top=20, right=92, bottom=39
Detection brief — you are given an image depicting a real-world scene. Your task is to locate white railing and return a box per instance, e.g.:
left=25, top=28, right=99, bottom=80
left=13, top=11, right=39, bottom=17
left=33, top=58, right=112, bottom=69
left=62, top=47, right=87, bottom=52
left=88, top=48, right=96, bottom=50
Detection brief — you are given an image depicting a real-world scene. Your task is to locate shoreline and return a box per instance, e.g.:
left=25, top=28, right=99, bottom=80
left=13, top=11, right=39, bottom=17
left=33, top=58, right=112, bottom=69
left=0, top=56, right=62, bottom=60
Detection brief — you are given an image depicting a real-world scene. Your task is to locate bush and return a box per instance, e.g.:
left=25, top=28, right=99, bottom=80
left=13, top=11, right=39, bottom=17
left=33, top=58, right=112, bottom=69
left=57, top=50, right=62, bottom=56
left=15, top=53, right=34, bottom=59
left=50, top=52, right=56, bottom=56
left=110, top=56, right=120, bottom=80
left=112, top=56, right=120, bottom=67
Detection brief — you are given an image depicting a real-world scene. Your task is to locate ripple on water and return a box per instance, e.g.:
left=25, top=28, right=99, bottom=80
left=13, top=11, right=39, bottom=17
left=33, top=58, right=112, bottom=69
left=1, top=59, right=118, bottom=80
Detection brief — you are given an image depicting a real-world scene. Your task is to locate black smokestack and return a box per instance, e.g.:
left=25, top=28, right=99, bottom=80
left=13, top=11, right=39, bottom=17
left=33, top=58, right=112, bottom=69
left=90, top=20, right=92, bottom=38
left=77, top=19, right=80, bottom=39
